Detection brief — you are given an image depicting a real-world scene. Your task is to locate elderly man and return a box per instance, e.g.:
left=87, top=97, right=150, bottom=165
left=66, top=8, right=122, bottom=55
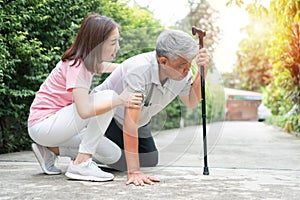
left=93, top=29, right=210, bottom=186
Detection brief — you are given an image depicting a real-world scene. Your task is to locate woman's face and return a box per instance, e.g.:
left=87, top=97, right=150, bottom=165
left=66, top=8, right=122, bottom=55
left=102, top=27, right=120, bottom=61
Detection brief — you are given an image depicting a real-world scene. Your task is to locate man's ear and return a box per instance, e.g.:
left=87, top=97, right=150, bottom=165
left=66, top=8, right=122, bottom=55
left=157, top=56, right=168, bottom=65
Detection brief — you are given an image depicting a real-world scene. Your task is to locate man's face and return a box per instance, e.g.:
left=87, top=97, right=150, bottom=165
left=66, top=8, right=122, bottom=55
left=159, top=56, right=192, bottom=81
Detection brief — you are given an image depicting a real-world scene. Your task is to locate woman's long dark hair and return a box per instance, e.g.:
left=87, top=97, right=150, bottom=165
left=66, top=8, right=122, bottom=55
left=62, top=13, right=118, bottom=73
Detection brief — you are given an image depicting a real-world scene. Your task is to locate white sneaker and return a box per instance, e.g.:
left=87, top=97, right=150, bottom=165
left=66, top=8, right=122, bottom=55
left=65, top=158, right=114, bottom=182
left=31, top=143, right=62, bottom=175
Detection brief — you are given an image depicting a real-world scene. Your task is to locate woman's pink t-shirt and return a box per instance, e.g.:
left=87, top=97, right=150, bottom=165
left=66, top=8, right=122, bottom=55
left=28, top=60, right=93, bottom=126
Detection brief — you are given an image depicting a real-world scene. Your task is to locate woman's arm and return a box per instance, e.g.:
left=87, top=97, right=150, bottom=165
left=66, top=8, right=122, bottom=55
left=72, top=88, right=143, bottom=119
left=72, top=88, right=121, bottom=119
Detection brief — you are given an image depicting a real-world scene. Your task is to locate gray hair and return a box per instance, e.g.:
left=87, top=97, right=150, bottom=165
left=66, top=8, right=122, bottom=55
left=156, top=30, right=198, bottom=61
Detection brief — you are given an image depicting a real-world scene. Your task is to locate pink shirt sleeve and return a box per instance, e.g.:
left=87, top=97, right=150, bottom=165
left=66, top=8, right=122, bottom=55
left=65, top=61, right=92, bottom=92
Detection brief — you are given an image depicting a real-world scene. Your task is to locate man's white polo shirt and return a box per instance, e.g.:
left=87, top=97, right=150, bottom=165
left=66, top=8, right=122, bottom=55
left=93, top=51, right=193, bottom=127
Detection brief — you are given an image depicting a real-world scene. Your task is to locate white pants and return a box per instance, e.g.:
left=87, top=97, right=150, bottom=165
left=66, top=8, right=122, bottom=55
left=28, top=90, right=121, bottom=164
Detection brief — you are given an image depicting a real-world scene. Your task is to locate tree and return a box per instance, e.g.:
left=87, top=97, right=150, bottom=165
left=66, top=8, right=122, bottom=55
left=234, top=3, right=272, bottom=91
left=262, top=0, right=300, bottom=133
left=221, top=71, right=242, bottom=89
left=176, top=0, right=220, bottom=52
left=227, top=0, right=300, bottom=132
left=264, top=0, right=300, bottom=115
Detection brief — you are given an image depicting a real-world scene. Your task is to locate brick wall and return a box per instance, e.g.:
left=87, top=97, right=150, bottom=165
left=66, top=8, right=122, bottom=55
left=226, top=99, right=261, bottom=121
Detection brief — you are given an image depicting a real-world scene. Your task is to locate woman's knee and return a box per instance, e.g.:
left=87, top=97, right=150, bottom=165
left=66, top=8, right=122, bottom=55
left=93, top=137, right=122, bottom=165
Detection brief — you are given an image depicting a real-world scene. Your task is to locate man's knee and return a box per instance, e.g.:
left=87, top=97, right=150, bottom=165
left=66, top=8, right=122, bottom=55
left=140, top=150, right=159, bottom=167
left=108, top=150, right=159, bottom=171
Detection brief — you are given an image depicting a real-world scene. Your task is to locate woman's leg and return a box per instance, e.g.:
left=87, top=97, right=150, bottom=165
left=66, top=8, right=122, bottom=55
left=28, top=103, right=89, bottom=147
left=28, top=102, right=89, bottom=175
left=28, top=90, right=119, bottom=180
left=62, top=90, right=119, bottom=181
left=29, top=90, right=116, bottom=153
left=59, top=132, right=121, bottom=165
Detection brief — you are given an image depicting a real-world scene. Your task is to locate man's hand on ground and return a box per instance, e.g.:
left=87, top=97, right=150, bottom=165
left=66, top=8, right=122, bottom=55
left=126, top=171, right=160, bottom=186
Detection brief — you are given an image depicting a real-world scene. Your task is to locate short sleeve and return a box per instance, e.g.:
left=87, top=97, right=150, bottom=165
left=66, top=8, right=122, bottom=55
left=65, top=61, right=93, bottom=92
left=122, top=62, right=151, bottom=98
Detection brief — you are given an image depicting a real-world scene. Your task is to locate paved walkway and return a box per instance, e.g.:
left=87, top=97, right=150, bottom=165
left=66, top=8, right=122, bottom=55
left=0, top=121, right=300, bottom=199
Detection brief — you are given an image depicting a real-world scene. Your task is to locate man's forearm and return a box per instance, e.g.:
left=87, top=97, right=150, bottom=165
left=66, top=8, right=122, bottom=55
left=124, top=133, right=140, bottom=172
left=123, top=107, right=141, bottom=173
left=185, top=71, right=202, bottom=108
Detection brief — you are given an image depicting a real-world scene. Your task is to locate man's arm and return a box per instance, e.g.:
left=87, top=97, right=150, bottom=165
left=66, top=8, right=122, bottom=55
left=123, top=107, right=141, bottom=174
left=123, top=106, right=160, bottom=186
left=180, top=72, right=202, bottom=108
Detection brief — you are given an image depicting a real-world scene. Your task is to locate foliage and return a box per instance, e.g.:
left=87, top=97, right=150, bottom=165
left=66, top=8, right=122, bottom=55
left=116, top=6, right=164, bottom=62
left=151, top=100, right=182, bottom=131
left=265, top=114, right=300, bottom=135
left=0, top=0, right=162, bottom=153
left=264, top=0, right=300, bottom=116
left=235, top=8, right=272, bottom=91
left=221, top=71, right=242, bottom=89
left=185, top=87, right=225, bottom=126
left=234, top=3, right=272, bottom=92
left=226, top=0, right=245, bottom=7
left=228, top=0, right=300, bottom=133
left=290, top=114, right=300, bottom=134
left=176, top=0, right=220, bottom=52
left=265, top=115, right=288, bottom=129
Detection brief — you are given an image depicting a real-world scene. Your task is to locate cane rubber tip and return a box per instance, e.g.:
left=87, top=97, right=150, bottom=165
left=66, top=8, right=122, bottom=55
left=203, top=167, right=209, bottom=175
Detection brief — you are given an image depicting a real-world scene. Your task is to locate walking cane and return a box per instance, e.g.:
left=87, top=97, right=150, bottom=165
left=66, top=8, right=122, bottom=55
left=192, top=26, right=209, bottom=175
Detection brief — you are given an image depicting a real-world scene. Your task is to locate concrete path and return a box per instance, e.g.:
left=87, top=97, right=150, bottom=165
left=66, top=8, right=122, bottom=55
left=0, top=121, right=300, bottom=199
